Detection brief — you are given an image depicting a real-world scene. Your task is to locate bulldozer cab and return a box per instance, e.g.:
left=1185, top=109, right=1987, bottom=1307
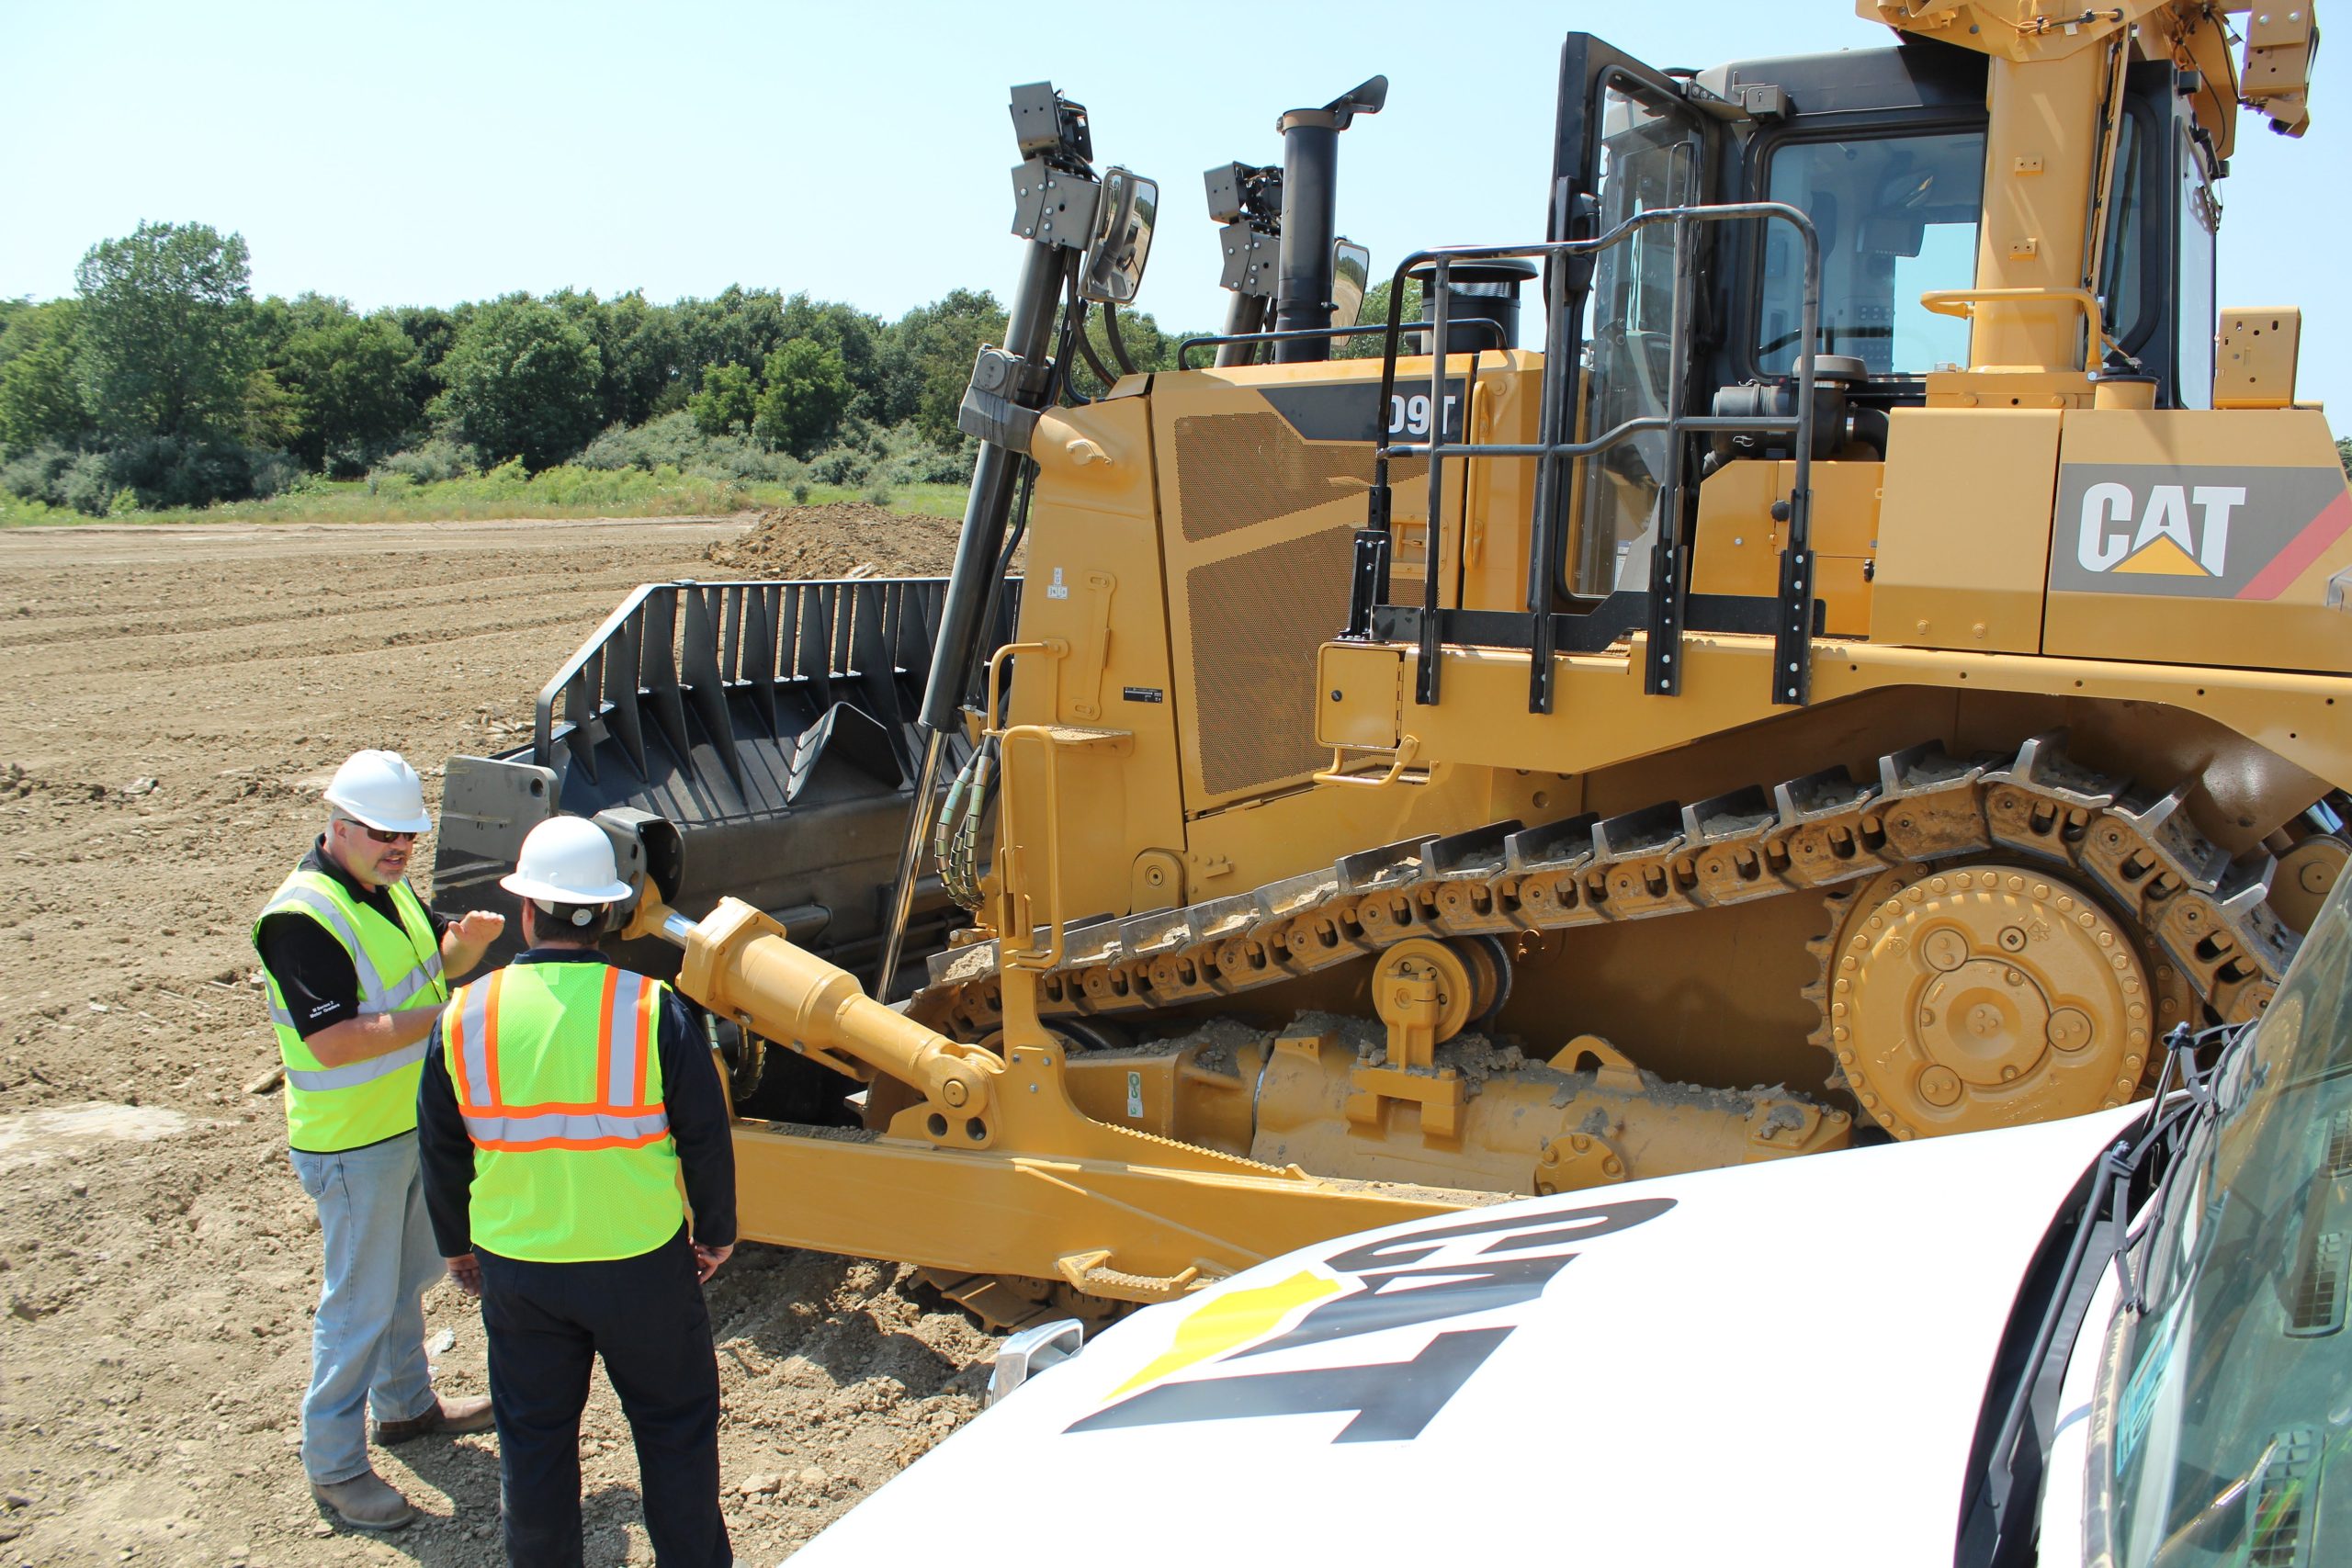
left=1542, top=32, right=2224, bottom=605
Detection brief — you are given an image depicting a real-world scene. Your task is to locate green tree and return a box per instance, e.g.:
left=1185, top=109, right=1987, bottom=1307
left=2337, top=435, right=2350, bottom=479
left=280, top=314, right=421, bottom=471
left=582, top=290, right=685, bottom=429
left=779, top=294, right=885, bottom=420
left=0, top=300, right=90, bottom=451
left=689, top=362, right=758, bottom=437
left=884, top=289, right=1007, bottom=446
left=752, top=338, right=852, bottom=456
left=73, top=221, right=258, bottom=440
left=388, top=304, right=460, bottom=436
left=433, top=295, right=604, bottom=470
left=675, top=288, right=789, bottom=393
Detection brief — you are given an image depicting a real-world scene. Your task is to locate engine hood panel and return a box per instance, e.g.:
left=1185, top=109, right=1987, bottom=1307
left=797, top=1104, right=2141, bottom=1567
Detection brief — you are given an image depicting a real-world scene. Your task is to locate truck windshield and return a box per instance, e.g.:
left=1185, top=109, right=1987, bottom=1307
left=1756, top=130, right=1984, bottom=378
left=2092, top=874, right=2352, bottom=1564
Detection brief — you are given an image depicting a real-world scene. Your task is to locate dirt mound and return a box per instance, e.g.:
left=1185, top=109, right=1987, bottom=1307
left=0, top=516, right=994, bottom=1565
left=702, top=503, right=965, bottom=581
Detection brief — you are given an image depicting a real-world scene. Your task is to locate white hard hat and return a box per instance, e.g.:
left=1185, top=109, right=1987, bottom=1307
left=501, top=817, right=632, bottom=905
left=322, top=750, right=432, bottom=835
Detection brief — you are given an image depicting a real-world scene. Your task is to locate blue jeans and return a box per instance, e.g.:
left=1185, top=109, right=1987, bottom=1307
left=290, top=1132, right=444, bottom=1484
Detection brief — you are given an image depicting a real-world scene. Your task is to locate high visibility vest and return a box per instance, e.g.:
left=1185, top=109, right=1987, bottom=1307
left=253, top=868, right=447, bottom=1153
left=441, top=961, right=684, bottom=1263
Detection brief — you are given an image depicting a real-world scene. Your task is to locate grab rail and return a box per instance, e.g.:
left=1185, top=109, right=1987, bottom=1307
left=1349, top=201, right=1823, bottom=712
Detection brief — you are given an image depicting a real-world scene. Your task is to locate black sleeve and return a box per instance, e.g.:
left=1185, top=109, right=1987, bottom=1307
left=659, top=993, right=737, bottom=1251
left=416, top=1021, right=478, bottom=1257
left=255, top=913, right=360, bottom=1039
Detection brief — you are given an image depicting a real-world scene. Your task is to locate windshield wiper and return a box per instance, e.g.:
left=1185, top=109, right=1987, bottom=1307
left=1955, top=1022, right=2248, bottom=1566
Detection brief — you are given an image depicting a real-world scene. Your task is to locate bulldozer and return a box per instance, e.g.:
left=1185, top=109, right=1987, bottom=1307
left=434, top=1, right=2349, bottom=1325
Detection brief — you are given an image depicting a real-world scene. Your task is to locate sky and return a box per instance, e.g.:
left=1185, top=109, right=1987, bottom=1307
left=4, top=0, right=2346, bottom=413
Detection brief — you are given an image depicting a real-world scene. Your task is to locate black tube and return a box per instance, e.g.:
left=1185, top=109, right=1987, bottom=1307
left=1846, top=404, right=1890, bottom=460
left=876, top=234, right=1070, bottom=996
left=916, top=241, right=1069, bottom=735
left=1272, top=112, right=1339, bottom=363
left=1215, top=294, right=1270, bottom=367
left=1102, top=301, right=1139, bottom=378
left=1074, top=303, right=1119, bottom=391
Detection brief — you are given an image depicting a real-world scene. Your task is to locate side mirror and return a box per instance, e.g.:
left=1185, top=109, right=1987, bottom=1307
left=1080, top=167, right=1159, bottom=306
left=1330, top=238, right=1372, bottom=347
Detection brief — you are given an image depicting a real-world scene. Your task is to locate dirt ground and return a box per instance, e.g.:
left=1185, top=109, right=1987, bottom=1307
left=701, top=503, right=966, bottom=579
left=0, top=512, right=998, bottom=1566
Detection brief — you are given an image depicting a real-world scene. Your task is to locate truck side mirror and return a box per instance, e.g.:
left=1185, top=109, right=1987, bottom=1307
left=1080, top=167, right=1159, bottom=306
left=1331, top=238, right=1372, bottom=338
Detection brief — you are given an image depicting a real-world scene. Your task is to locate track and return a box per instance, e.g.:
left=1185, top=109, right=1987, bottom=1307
left=916, top=733, right=2302, bottom=1135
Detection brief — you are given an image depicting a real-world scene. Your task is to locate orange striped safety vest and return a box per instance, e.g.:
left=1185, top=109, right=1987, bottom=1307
left=441, top=959, right=686, bottom=1262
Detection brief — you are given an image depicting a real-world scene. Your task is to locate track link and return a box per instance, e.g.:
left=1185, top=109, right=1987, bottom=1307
left=913, top=733, right=2301, bottom=1051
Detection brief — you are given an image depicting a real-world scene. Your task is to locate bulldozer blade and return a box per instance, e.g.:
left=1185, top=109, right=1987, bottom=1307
left=430, top=575, right=1021, bottom=985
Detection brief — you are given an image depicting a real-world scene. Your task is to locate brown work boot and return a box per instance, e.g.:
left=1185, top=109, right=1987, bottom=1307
left=311, top=1470, right=417, bottom=1531
left=373, top=1393, right=494, bottom=1445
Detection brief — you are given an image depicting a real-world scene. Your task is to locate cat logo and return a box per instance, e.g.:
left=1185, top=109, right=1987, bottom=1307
left=1062, top=1196, right=1675, bottom=1444
left=2051, top=463, right=2351, bottom=602
left=2075, top=481, right=2242, bottom=577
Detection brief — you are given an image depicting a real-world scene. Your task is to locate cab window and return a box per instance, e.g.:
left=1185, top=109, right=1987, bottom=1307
left=1756, top=130, right=1985, bottom=378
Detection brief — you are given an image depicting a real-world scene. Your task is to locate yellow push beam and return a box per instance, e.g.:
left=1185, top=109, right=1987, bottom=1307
left=728, top=1120, right=1487, bottom=1301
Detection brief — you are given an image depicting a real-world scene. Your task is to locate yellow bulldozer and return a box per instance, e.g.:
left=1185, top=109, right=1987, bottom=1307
left=435, top=1, right=2347, bottom=1325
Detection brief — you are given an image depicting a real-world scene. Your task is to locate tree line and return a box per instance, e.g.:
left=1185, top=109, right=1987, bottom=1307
left=0, top=220, right=1213, bottom=515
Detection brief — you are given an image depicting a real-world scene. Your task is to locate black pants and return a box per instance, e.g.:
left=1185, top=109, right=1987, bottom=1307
left=477, top=1227, right=729, bottom=1568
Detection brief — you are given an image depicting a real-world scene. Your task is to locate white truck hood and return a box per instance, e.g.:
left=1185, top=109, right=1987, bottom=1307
left=795, top=1105, right=2141, bottom=1568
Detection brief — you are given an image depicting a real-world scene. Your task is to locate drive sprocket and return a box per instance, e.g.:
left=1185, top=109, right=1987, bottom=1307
left=1810, top=863, right=2193, bottom=1139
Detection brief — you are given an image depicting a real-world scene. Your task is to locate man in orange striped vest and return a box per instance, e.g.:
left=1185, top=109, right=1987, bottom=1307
left=416, top=817, right=737, bottom=1566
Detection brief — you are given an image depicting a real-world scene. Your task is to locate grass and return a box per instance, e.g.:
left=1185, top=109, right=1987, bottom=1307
left=0, top=468, right=969, bottom=527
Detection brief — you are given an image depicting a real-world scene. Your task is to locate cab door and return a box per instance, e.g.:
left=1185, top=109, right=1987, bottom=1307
left=1543, top=37, right=1724, bottom=603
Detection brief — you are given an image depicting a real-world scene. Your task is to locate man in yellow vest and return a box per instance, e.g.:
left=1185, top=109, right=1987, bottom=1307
left=417, top=815, right=738, bottom=1565
left=254, top=749, right=506, bottom=1531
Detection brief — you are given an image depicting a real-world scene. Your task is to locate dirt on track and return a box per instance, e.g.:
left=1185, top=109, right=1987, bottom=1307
left=0, top=513, right=995, bottom=1567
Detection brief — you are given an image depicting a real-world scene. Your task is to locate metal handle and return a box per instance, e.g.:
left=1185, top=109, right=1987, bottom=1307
left=1918, top=288, right=2116, bottom=355
left=1314, top=734, right=1428, bottom=788
left=996, top=723, right=1074, bottom=970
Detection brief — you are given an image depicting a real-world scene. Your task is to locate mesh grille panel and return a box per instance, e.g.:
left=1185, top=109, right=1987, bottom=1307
left=2252, top=1429, right=2318, bottom=1568
left=2288, top=1232, right=2346, bottom=1337
left=1172, top=412, right=1425, bottom=544
left=1188, top=526, right=1360, bottom=795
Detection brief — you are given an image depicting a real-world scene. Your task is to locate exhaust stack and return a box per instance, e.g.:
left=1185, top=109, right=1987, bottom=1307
left=1271, top=75, right=1386, bottom=364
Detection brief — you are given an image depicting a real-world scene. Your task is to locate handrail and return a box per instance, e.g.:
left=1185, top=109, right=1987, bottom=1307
left=985, top=638, right=1066, bottom=735
left=1348, top=199, right=1823, bottom=712
left=1175, top=317, right=1510, bottom=371
left=1917, top=287, right=2120, bottom=360
left=1313, top=734, right=1427, bottom=789
left=996, top=722, right=1079, bottom=972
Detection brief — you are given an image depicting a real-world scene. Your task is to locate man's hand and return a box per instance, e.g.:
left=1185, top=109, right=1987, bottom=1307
left=693, top=1243, right=733, bottom=1284
left=443, top=911, right=506, bottom=981
left=446, top=1253, right=482, bottom=1299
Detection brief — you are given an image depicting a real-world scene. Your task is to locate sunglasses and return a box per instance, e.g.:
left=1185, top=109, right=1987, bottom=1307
left=348, top=823, right=420, bottom=845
